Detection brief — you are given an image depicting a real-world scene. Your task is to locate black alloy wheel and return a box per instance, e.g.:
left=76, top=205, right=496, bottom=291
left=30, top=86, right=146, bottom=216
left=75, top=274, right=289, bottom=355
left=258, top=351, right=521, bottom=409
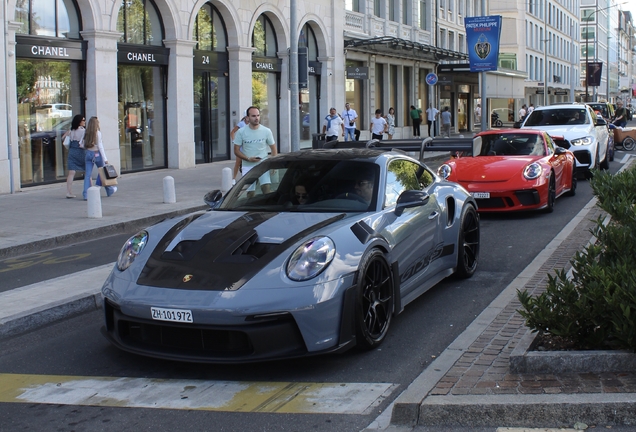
left=455, top=205, right=480, bottom=279
left=566, top=164, right=577, bottom=197
left=623, top=137, right=636, bottom=152
left=545, top=173, right=556, bottom=213
left=355, top=249, right=394, bottom=350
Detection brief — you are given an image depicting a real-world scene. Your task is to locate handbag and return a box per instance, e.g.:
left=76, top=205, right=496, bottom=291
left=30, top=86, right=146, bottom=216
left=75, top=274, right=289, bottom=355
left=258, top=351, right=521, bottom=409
left=103, top=164, right=118, bottom=179
left=99, top=166, right=118, bottom=186
left=63, top=135, right=70, bottom=148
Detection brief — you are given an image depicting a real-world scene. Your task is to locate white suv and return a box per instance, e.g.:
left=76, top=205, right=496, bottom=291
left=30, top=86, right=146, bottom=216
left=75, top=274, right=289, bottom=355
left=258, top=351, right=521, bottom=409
left=519, top=103, right=610, bottom=177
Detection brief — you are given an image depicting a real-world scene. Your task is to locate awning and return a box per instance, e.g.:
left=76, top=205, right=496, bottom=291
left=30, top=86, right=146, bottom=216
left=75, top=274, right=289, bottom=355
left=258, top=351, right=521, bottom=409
left=344, top=36, right=468, bottom=62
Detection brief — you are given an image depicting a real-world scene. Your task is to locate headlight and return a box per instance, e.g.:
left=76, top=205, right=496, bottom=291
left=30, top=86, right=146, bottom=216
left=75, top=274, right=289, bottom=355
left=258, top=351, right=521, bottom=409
left=117, top=230, right=149, bottom=271
left=286, top=236, right=335, bottom=281
left=437, top=164, right=452, bottom=179
left=570, top=136, right=594, bottom=146
left=523, top=162, right=543, bottom=180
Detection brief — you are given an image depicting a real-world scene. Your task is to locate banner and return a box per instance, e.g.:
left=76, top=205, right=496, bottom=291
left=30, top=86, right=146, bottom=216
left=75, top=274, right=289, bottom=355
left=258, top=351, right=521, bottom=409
left=464, top=16, right=503, bottom=72
left=587, top=62, right=603, bottom=87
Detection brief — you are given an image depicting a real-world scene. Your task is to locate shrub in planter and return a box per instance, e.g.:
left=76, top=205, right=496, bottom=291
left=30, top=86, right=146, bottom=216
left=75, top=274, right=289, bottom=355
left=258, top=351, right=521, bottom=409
left=517, top=168, right=636, bottom=351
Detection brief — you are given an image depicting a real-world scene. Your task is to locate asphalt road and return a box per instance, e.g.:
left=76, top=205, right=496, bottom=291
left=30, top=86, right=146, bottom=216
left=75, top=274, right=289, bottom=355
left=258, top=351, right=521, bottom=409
left=0, top=154, right=631, bottom=432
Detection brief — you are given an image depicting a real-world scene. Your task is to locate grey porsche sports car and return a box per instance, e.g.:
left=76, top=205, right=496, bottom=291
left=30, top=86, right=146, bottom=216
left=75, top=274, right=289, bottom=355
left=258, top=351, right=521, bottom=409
left=101, top=148, right=480, bottom=363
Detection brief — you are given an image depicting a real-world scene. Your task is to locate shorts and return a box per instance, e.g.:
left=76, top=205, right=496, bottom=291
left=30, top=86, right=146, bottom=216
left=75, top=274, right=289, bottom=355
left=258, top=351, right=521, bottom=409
left=242, top=164, right=271, bottom=192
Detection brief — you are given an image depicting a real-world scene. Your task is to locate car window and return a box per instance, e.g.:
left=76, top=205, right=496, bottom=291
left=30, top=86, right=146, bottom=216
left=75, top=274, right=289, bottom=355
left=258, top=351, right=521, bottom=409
left=479, top=133, right=545, bottom=156
left=384, top=159, right=425, bottom=207
left=219, top=159, right=379, bottom=212
left=524, top=108, right=588, bottom=127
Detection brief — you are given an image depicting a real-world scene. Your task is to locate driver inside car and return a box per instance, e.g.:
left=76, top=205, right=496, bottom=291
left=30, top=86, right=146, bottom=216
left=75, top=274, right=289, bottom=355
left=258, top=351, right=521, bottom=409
left=353, top=171, right=375, bottom=204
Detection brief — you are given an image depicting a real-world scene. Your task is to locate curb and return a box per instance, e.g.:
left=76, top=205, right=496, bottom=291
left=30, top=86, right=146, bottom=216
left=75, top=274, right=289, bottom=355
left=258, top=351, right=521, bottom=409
left=0, top=205, right=207, bottom=260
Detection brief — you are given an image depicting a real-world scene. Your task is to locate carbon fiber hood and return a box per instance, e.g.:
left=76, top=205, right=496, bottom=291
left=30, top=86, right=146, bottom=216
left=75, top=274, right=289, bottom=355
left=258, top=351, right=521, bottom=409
left=137, top=211, right=345, bottom=291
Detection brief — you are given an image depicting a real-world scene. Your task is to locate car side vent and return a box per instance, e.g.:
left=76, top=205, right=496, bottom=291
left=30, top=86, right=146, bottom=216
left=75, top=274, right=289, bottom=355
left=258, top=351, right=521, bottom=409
left=446, top=197, right=456, bottom=227
left=232, top=232, right=258, bottom=255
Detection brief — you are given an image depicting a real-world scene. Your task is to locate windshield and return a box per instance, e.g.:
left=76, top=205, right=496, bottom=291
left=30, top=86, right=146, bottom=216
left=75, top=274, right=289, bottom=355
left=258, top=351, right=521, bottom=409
left=218, top=158, right=380, bottom=213
left=478, top=133, right=546, bottom=156
left=524, top=108, right=588, bottom=127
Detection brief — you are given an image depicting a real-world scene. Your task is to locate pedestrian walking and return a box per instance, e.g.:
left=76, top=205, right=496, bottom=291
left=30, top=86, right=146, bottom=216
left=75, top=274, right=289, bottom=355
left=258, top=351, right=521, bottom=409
left=322, top=107, right=344, bottom=142
left=426, top=103, right=439, bottom=137
left=518, top=104, right=527, bottom=122
left=369, top=109, right=388, bottom=141
left=410, top=105, right=422, bottom=138
left=233, top=106, right=277, bottom=195
left=62, top=114, right=86, bottom=198
left=341, top=103, right=358, bottom=141
left=81, top=116, right=117, bottom=200
left=441, top=107, right=452, bottom=138
left=230, top=111, right=248, bottom=184
left=385, top=107, right=396, bottom=140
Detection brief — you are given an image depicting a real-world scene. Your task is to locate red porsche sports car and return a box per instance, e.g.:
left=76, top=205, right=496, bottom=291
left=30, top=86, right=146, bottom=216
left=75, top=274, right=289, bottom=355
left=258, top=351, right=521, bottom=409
left=437, top=129, right=577, bottom=213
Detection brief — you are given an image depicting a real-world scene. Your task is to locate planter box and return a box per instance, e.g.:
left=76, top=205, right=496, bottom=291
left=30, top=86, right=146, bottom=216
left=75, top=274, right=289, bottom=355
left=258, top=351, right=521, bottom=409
left=510, top=329, right=636, bottom=374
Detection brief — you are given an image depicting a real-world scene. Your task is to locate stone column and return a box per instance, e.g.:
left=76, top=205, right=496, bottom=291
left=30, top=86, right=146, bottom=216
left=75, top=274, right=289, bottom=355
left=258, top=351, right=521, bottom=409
left=227, top=46, right=254, bottom=159
left=164, top=39, right=197, bottom=169
left=81, top=30, right=121, bottom=171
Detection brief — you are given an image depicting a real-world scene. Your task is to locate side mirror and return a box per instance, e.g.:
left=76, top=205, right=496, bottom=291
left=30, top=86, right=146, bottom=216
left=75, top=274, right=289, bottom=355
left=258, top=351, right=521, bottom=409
left=554, top=146, right=567, bottom=155
left=513, top=121, right=522, bottom=129
left=596, top=118, right=607, bottom=126
left=204, top=189, right=223, bottom=208
left=395, top=190, right=430, bottom=216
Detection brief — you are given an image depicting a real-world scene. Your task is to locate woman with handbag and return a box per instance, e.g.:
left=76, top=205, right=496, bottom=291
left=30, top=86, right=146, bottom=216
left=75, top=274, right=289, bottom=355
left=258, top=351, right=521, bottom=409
left=62, top=114, right=86, bottom=198
left=81, top=116, right=117, bottom=200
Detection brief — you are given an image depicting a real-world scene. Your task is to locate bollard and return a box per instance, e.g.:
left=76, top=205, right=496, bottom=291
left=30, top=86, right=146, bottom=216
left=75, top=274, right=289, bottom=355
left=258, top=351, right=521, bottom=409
left=163, top=176, right=176, bottom=203
left=87, top=186, right=102, bottom=218
left=221, top=167, right=233, bottom=193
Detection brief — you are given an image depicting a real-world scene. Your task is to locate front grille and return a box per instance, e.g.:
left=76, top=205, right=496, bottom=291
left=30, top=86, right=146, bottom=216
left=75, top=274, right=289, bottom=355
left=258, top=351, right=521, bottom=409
left=572, top=149, right=591, bottom=166
left=120, top=320, right=253, bottom=354
left=476, top=197, right=508, bottom=209
left=515, top=190, right=540, bottom=206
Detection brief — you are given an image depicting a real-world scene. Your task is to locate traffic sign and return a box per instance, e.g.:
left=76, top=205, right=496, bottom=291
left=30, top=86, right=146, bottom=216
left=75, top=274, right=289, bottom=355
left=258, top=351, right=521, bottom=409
left=426, top=73, right=438, bottom=86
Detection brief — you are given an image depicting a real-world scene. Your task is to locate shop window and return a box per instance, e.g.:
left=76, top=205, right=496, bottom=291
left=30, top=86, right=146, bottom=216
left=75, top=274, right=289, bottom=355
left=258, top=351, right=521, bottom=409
left=252, top=15, right=277, bottom=57
left=194, top=3, right=227, bottom=51
left=117, top=0, right=163, bottom=46
left=15, top=0, right=80, bottom=38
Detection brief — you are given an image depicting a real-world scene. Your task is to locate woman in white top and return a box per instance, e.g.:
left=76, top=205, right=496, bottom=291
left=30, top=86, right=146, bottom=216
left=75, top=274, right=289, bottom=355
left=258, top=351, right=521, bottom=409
left=82, top=116, right=116, bottom=200
left=386, top=107, right=396, bottom=140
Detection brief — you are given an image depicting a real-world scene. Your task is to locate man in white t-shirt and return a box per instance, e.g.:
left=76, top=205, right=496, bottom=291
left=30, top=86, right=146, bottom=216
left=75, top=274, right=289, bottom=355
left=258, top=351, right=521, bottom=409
left=322, top=107, right=344, bottom=142
left=426, top=103, right=439, bottom=137
left=518, top=104, right=527, bottom=121
left=233, top=106, right=277, bottom=194
left=369, top=109, right=388, bottom=140
left=342, top=103, right=358, bottom=141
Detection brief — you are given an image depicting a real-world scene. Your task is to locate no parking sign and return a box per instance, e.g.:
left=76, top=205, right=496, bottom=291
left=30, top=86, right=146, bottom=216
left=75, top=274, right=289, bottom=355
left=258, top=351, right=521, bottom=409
left=425, top=73, right=438, bottom=86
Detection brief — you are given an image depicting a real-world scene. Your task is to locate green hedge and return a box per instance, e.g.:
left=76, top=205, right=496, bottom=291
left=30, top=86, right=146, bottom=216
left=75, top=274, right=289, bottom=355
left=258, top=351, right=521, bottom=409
left=517, top=167, right=636, bottom=351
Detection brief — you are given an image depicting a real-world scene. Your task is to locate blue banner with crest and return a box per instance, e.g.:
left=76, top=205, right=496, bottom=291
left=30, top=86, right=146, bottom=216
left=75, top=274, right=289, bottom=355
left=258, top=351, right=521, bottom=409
left=464, top=16, right=502, bottom=72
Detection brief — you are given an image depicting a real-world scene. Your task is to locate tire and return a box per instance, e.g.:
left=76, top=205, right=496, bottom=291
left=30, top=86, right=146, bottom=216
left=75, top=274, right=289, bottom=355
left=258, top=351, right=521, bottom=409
left=495, top=120, right=503, bottom=127
left=599, top=143, right=610, bottom=170
left=566, top=164, right=577, bottom=197
left=623, top=137, right=636, bottom=152
left=544, top=173, right=556, bottom=213
left=585, top=149, right=600, bottom=180
left=455, top=205, right=480, bottom=279
left=354, top=249, right=394, bottom=350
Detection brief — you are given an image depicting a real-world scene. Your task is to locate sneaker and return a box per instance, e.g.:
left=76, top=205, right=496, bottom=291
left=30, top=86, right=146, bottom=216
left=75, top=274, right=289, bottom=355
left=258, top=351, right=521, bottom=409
left=109, top=186, right=117, bottom=197
left=66, top=193, right=76, bottom=199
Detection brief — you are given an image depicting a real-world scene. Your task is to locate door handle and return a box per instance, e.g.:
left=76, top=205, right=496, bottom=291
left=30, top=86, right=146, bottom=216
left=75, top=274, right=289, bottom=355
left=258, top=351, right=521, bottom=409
left=428, top=211, right=439, bottom=220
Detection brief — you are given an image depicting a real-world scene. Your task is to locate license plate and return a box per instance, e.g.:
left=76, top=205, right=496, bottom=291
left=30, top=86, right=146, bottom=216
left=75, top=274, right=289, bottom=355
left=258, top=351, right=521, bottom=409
left=471, top=192, right=490, bottom=199
left=151, top=307, right=193, bottom=323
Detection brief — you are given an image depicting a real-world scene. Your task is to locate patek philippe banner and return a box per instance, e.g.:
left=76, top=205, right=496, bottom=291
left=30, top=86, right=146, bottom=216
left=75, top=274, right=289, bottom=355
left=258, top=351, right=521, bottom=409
left=586, top=62, right=603, bottom=87
left=464, top=16, right=503, bottom=72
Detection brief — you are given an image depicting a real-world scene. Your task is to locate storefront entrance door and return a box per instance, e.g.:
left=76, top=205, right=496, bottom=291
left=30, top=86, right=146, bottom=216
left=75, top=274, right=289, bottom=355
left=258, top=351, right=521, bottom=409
left=194, top=70, right=228, bottom=163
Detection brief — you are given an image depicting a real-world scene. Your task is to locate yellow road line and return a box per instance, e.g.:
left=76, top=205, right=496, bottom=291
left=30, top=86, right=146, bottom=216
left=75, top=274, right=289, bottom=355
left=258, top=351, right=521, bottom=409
left=0, top=373, right=396, bottom=414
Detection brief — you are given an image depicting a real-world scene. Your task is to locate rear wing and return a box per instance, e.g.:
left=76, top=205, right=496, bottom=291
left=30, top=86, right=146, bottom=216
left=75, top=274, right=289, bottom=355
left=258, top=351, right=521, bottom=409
left=323, top=137, right=477, bottom=161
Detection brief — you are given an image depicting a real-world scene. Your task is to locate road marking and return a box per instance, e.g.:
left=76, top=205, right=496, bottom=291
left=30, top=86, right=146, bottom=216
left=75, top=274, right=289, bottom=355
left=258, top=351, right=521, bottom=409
left=0, top=373, right=396, bottom=414
left=619, top=153, right=633, bottom=164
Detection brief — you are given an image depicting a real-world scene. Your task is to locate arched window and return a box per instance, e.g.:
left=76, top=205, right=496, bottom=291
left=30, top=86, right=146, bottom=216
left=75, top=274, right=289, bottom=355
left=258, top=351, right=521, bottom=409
left=193, top=3, right=227, bottom=51
left=299, top=23, right=318, bottom=61
left=15, top=0, right=81, bottom=38
left=252, top=15, right=277, bottom=57
left=117, top=0, right=163, bottom=46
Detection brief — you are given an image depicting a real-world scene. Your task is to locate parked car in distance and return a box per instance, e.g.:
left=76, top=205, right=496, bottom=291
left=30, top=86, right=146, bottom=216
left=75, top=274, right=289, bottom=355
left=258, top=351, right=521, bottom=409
left=101, top=148, right=481, bottom=363
left=586, top=102, right=615, bottom=122
left=517, top=103, right=610, bottom=177
left=437, top=129, right=577, bottom=213
left=35, top=103, right=73, bottom=119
